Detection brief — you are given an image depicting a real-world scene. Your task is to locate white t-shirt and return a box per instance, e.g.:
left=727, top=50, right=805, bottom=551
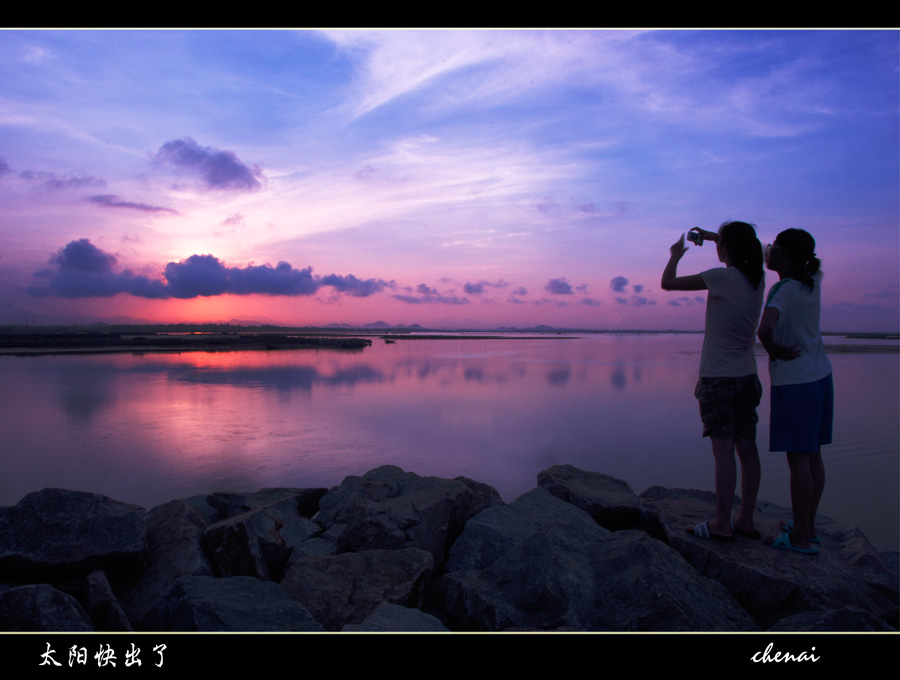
left=698, top=267, right=765, bottom=378
left=764, top=275, right=832, bottom=386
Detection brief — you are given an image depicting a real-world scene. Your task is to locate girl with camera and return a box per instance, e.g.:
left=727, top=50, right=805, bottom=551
left=661, top=221, right=765, bottom=540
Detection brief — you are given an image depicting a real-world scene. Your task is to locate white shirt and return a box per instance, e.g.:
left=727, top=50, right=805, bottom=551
left=765, top=275, right=832, bottom=386
left=698, top=267, right=765, bottom=378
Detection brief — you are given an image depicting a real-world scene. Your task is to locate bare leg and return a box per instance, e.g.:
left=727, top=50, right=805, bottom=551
left=808, top=448, right=825, bottom=538
left=733, top=437, right=760, bottom=532
left=709, top=436, right=736, bottom=536
left=786, top=452, right=815, bottom=548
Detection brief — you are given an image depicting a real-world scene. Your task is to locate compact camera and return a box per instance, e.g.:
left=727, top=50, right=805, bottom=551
left=686, top=230, right=703, bottom=246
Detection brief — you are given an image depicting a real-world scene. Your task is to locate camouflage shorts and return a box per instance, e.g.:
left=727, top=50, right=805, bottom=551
left=694, top=374, right=762, bottom=439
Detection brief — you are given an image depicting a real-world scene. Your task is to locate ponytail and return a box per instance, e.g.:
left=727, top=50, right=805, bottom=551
left=719, top=221, right=764, bottom=289
left=775, top=228, right=820, bottom=290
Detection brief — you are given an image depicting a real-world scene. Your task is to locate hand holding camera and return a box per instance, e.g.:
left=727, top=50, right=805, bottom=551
left=687, top=227, right=718, bottom=246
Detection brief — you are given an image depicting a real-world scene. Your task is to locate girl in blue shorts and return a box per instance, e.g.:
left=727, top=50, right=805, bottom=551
left=757, top=228, right=832, bottom=555
left=662, top=221, right=765, bottom=541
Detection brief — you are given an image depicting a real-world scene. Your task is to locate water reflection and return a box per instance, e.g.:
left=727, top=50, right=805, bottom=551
left=1, top=334, right=897, bottom=551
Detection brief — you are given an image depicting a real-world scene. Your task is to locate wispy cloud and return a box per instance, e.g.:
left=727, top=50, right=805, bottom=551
left=18, top=170, right=105, bottom=191
left=88, top=194, right=177, bottom=213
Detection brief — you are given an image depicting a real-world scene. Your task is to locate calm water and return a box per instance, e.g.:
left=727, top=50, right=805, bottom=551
left=1, top=333, right=897, bottom=551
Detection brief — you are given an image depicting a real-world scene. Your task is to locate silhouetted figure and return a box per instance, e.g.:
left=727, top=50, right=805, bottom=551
left=661, top=221, right=765, bottom=540
left=757, top=228, right=832, bottom=555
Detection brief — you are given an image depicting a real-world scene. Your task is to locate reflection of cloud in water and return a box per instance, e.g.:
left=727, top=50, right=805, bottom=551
left=464, top=367, right=484, bottom=382
left=51, top=362, right=117, bottom=420
left=611, top=365, right=627, bottom=390
left=132, top=361, right=385, bottom=392
left=544, top=367, right=571, bottom=386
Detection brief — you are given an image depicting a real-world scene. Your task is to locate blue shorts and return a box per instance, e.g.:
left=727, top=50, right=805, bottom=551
left=769, top=373, right=833, bottom=453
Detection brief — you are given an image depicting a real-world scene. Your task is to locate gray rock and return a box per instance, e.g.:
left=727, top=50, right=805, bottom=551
left=878, top=551, right=899, bottom=581
left=0, top=488, right=147, bottom=581
left=86, top=570, right=132, bottom=631
left=768, top=605, right=897, bottom=631
left=342, top=602, right=449, bottom=631
left=537, top=464, right=639, bottom=530
left=167, top=575, right=323, bottom=631
left=118, top=499, right=216, bottom=630
left=314, top=465, right=503, bottom=566
left=205, top=497, right=321, bottom=581
left=206, top=487, right=326, bottom=521
left=280, top=547, right=434, bottom=631
left=0, top=584, right=94, bottom=631
left=638, top=486, right=900, bottom=630
left=434, top=526, right=756, bottom=631
left=445, top=488, right=611, bottom=572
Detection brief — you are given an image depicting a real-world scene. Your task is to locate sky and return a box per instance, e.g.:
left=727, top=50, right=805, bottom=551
left=1, top=29, right=897, bottom=331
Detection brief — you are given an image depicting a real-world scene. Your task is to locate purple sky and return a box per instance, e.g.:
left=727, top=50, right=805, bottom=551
left=1, top=30, right=897, bottom=330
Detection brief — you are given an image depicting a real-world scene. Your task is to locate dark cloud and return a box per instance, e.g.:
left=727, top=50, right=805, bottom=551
left=615, top=294, right=652, bottom=306
left=464, top=282, right=485, bottom=295
left=89, top=194, right=177, bottom=213
left=29, top=239, right=386, bottom=300
left=153, top=137, right=262, bottom=191
left=633, top=284, right=643, bottom=294
left=463, top=279, right=508, bottom=295
left=610, top=276, right=629, bottom=293
left=0, top=157, right=9, bottom=175
left=580, top=298, right=601, bottom=306
left=319, top=273, right=391, bottom=298
left=394, top=284, right=469, bottom=305
left=52, top=238, right=117, bottom=273
left=28, top=239, right=167, bottom=299
left=545, top=277, right=573, bottom=295
left=19, top=170, right=105, bottom=191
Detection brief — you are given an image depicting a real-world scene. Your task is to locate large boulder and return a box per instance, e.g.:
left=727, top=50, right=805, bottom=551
left=537, top=465, right=639, bottom=530
left=166, top=575, right=323, bottom=631
left=434, top=526, right=757, bottom=631
left=0, top=584, right=94, bottom=631
left=445, top=488, right=611, bottom=572
left=313, top=465, right=503, bottom=566
left=117, top=499, right=217, bottom=631
left=205, top=497, right=321, bottom=581
left=280, top=547, right=434, bottom=631
left=768, top=605, right=896, bottom=631
left=342, top=602, right=449, bottom=632
left=638, top=486, right=900, bottom=630
left=86, top=570, right=132, bottom=631
left=0, top=488, right=147, bottom=581
left=206, top=488, right=326, bottom=521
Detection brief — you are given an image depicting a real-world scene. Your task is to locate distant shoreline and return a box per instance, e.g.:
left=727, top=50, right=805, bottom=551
left=0, top=329, right=896, bottom=357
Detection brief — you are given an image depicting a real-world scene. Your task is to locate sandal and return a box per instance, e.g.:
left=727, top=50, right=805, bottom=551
left=767, top=531, right=819, bottom=555
left=686, top=521, right=734, bottom=541
left=782, top=520, right=821, bottom=543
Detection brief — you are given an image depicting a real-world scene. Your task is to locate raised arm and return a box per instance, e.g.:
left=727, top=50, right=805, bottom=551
left=661, top=233, right=707, bottom=291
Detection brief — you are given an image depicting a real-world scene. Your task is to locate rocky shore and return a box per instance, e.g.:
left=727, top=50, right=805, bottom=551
left=0, top=464, right=896, bottom=632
